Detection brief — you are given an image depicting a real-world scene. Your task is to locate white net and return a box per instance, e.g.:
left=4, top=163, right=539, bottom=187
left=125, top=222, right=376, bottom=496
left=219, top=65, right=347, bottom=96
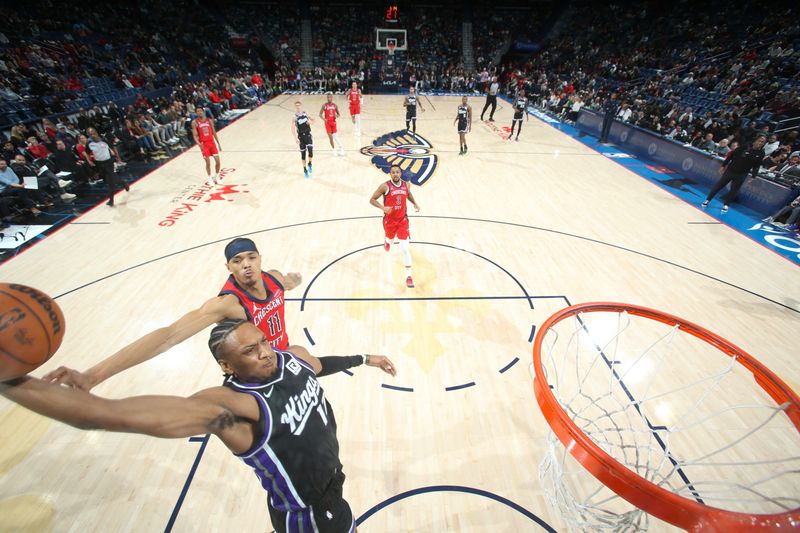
left=537, top=309, right=800, bottom=532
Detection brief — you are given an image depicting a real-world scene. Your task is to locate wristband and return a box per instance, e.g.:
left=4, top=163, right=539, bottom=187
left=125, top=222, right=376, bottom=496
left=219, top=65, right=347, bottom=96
left=317, top=355, right=364, bottom=377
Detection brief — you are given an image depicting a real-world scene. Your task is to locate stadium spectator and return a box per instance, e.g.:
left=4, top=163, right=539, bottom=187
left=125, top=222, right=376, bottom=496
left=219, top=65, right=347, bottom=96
left=714, top=138, right=732, bottom=157
left=0, top=158, right=40, bottom=221
left=50, top=139, right=90, bottom=184
left=25, top=136, right=50, bottom=160
left=763, top=193, right=800, bottom=230
left=10, top=154, right=74, bottom=203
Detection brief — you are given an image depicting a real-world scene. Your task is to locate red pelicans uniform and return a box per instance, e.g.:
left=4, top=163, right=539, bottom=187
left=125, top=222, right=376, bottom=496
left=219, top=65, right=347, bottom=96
left=382, top=178, right=410, bottom=240
left=195, top=117, right=218, bottom=157
left=218, top=271, right=289, bottom=350
left=323, top=102, right=338, bottom=134
left=348, top=87, right=361, bottom=116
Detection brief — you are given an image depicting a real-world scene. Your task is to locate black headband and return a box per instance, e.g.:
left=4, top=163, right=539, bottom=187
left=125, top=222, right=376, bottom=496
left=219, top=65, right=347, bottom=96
left=224, top=238, right=258, bottom=262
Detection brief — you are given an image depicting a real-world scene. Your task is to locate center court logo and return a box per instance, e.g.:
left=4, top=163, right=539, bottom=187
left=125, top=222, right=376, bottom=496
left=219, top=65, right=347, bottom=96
left=360, top=130, right=438, bottom=186
left=158, top=168, right=250, bottom=227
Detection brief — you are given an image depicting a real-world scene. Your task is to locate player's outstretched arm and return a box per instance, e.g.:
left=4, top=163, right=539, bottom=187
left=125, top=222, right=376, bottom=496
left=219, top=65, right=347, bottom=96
left=289, top=345, right=397, bottom=377
left=267, top=270, right=302, bottom=291
left=0, top=378, right=252, bottom=440
left=43, top=295, right=236, bottom=391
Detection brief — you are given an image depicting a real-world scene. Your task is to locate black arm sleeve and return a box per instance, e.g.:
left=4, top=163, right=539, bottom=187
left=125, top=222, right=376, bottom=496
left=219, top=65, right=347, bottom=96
left=317, top=355, right=364, bottom=377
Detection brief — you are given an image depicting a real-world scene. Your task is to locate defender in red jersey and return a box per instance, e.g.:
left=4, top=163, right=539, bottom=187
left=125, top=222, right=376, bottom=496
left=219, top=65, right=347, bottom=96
left=319, top=93, right=344, bottom=156
left=348, top=81, right=362, bottom=136
left=191, top=106, right=222, bottom=185
left=43, top=238, right=303, bottom=391
left=369, top=164, right=420, bottom=288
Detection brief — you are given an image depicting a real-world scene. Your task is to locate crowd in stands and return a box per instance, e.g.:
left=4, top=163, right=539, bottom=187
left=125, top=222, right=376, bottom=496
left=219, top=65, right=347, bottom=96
left=0, top=1, right=268, bottom=123
left=1, top=69, right=267, bottom=229
left=406, top=6, right=462, bottom=69
left=473, top=6, right=552, bottom=71
left=0, top=1, right=276, bottom=229
left=499, top=1, right=799, bottom=177
left=4, top=0, right=800, bottom=230
left=311, top=5, right=374, bottom=71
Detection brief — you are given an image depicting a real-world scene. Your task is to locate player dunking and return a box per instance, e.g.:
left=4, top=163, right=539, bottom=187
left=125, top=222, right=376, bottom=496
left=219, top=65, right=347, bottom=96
left=348, top=81, right=362, bottom=136
left=4, top=320, right=397, bottom=533
left=403, top=86, right=425, bottom=135
left=192, top=106, right=222, bottom=184
left=509, top=90, right=529, bottom=142
left=454, top=96, right=472, bottom=155
left=291, top=101, right=314, bottom=178
left=319, top=93, right=345, bottom=156
left=370, top=164, right=420, bottom=288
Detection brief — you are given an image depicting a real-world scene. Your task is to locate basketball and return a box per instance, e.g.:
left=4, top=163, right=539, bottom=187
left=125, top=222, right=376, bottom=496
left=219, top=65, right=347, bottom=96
left=0, top=283, right=66, bottom=381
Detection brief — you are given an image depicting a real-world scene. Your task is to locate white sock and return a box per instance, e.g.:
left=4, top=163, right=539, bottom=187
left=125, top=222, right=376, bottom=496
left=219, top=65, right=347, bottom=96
left=399, top=239, right=412, bottom=266
left=355, top=115, right=361, bottom=134
left=405, top=266, right=412, bottom=277
left=333, top=134, right=343, bottom=149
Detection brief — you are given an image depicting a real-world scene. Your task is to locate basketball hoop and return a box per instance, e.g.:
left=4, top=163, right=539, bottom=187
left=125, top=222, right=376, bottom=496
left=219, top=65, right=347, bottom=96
left=532, top=302, right=800, bottom=532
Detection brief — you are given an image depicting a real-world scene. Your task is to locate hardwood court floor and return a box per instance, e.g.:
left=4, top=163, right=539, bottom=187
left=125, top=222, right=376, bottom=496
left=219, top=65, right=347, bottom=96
left=0, top=95, right=798, bottom=532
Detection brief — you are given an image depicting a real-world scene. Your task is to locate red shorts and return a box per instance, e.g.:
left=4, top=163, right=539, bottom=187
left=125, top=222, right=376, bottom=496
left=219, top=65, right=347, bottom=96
left=200, top=140, right=218, bottom=158
left=383, top=216, right=409, bottom=240
left=325, top=121, right=337, bottom=134
left=350, top=105, right=360, bottom=116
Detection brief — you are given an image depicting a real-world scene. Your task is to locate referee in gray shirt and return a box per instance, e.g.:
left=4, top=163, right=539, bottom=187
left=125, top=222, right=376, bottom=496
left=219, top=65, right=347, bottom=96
left=87, top=127, right=128, bottom=207
left=480, top=77, right=499, bottom=121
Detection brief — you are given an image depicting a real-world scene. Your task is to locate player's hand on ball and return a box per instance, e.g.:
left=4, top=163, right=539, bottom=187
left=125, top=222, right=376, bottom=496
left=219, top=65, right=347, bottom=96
left=42, top=366, right=94, bottom=392
left=366, top=355, right=396, bottom=377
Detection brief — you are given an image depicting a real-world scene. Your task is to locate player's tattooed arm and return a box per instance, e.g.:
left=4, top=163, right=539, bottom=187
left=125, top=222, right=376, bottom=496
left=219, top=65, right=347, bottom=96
left=208, top=410, right=249, bottom=432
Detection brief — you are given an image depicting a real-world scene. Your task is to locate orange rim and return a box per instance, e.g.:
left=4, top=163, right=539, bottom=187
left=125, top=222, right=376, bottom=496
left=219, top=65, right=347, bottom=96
left=532, top=302, right=800, bottom=532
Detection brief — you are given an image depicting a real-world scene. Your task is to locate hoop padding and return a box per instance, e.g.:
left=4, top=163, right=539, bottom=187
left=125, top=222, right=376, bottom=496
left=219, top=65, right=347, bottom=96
left=532, top=302, right=800, bottom=532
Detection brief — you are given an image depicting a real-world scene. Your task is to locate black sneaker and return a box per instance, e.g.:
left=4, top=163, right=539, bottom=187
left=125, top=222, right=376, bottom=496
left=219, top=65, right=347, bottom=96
left=701, top=201, right=709, bottom=209
left=106, top=199, right=114, bottom=207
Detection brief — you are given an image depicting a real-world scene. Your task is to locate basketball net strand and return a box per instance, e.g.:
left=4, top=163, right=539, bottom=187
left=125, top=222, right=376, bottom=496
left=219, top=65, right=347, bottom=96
left=538, top=310, right=800, bottom=532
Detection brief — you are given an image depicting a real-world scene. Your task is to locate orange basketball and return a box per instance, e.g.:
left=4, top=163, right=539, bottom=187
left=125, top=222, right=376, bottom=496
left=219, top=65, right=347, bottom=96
left=0, top=283, right=66, bottom=381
